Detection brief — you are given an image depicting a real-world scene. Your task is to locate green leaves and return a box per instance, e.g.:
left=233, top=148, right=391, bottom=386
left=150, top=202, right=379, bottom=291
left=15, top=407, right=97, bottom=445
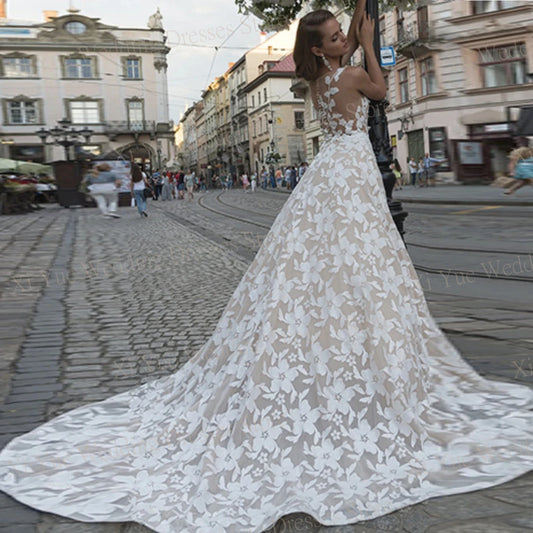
left=235, top=0, right=417, bottom=32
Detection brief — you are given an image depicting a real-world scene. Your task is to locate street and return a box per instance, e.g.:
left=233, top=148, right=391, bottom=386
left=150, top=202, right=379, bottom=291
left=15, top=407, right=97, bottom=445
left=0, top=185, right=532, bottom=533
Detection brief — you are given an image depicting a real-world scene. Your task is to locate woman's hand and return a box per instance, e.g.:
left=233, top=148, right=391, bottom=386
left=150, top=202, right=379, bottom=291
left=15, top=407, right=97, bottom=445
left=356, top=12, right=375, bottom=50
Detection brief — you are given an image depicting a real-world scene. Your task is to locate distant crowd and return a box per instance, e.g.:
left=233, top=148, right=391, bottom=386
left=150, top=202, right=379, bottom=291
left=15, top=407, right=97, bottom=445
left=143, top=162, right=311, bottom=200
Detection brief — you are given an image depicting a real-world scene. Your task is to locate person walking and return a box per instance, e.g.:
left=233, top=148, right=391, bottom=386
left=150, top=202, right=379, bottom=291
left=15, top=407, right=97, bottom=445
left=260, top=167, right=268, bottom=189
left=153, top=171, right=163, bottom=200
left=160, top=173, right=172, bottom=201
left=185, top=169, right=195, bottom=201
left=84, top=162, right=121, bottom=218
left=2, top=6, right=532, bottom=533
left=504, top=146, right=533, bottom=195
left=408, top=156, right=417, bottom=186
left=391, top=161, right=402, bottom=191
left=177, top=171, right=185, bottom=200
left=241, top=172, right=250, bottom=192
left=130, top=163, right=149, bottom=217
left=250, top=172, right=257, bottom=193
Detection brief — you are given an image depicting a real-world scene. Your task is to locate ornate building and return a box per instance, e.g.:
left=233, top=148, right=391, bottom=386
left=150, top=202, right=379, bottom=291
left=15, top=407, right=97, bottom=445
left=0, top=7, right=174, bottom=169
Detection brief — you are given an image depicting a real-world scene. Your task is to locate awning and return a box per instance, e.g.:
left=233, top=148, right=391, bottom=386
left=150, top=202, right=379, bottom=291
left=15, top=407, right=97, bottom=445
left=460, top=109, right=506, bottom=125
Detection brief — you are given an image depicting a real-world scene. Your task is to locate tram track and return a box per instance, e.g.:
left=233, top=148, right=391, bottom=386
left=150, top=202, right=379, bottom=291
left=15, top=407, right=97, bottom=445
left=196, top=191, right=533, bottom=284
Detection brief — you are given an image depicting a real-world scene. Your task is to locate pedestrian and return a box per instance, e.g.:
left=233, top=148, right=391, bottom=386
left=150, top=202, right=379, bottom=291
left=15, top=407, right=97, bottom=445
left=290, top=166, right=297, bottom=190
left=251, top=172, right=257, bottom=193
left=130, top=163, right=149, bottom=217
left=3, top=6, right=532, bottom=533
left=391, top=162, right=402, bottom=191
left=160, top=173, right=172, bottom=201
left=423, top=152, right=440, bottom=187
left=176, top=171, right=185, bottom=200
left=260, top=167, right=268, bottom=189
left=275, top=168, right=282, bottom=188
left=269, top=167, right=277, bottom=188
left=185, top=169, right=195, bottom=201
left=504, top=146, right=533, bottom=195
left=408, top=156, right=417, bottom=186
left=199, top=175, right=207, bottom=192
left=241, top=172, right=250, bottom=192
left=227, top=173, right=234, bottom=190
left=284, top=166, right=292, bottom=190
left=84, top=162, right=121, bottom=218
left=417, top=157, right=425, bottom=187
left=151, top=170, right=162, bottom=200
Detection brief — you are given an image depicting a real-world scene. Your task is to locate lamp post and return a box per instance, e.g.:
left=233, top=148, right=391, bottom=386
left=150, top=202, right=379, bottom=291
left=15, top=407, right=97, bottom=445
left=365, top=0, right=408, bottom=239
left=35, top=119, right=93, bottom=161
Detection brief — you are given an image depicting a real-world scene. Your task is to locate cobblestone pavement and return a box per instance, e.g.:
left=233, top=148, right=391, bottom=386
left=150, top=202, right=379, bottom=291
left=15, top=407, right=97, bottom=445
left=0, top=193, right=532, bottom=533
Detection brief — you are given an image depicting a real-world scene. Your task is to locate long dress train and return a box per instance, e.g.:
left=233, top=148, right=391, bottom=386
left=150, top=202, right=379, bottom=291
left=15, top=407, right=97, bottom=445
left=1, top=67, right=532, bottom=533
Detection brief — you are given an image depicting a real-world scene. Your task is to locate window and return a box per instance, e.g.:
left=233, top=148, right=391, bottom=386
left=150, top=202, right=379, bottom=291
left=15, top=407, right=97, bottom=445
left=5, top=99, right=39, bottom=124
left=472, top=1, right=520, bottom=14
left=311, top=102, right=318, bottom=121
left=428, top=127, right=449, bottom=170
left=69, top=100, right=101, bottom=123
left=264, top=114, right=268, bottom=133
left=417, top=6, right=429, bottom=40
left=258, top=91, right=261, bottom=106
left=253, top=120, right=256, bottom=137
left=264, top=88, right=267, bottom=101
left=259, top=117, right=263, bottom=133
left=124, top=58, right=141, bottom=79
left=251, top=95, right=255, bottom=108
left=2, top=56, right=35, bottom=78
left=478, top=43, right=527, bottom=87
left=63, top=57, right=95, bottom=78
left=127, top=100, right=144, bottom=130
left=64, top=21, right=87, bottom=34
left=399, top=68, right=409, bottom=103
left=294, top=111, right=305, bottom=130
left=312, top=136, right=320, bottom=156
left=420, top=57, right=437, bottom=96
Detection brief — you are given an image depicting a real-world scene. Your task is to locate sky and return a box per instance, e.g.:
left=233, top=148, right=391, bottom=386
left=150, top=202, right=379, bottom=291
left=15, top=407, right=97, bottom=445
left=8, top=0, right=272, bottom=123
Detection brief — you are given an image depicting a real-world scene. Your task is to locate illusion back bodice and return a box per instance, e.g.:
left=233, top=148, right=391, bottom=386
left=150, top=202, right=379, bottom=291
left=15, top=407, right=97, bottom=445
left=310, top=66, right=369, bottom=138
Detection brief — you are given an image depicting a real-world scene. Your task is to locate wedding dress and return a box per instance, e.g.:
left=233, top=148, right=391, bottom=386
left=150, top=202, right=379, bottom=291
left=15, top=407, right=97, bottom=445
left=1, top=66, right=532, bottom=533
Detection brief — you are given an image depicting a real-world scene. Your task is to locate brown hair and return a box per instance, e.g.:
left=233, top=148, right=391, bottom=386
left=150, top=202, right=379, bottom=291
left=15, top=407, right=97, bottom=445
left=293, top=10, right=336, bottom=82
left=131, top=163, right=143, bottom=183
left=509, top=146, right=533, bottom=164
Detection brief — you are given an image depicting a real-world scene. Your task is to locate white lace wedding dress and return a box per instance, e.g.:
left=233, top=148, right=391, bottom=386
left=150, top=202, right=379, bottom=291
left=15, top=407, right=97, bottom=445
left=1, top=67, right=532, bottom=533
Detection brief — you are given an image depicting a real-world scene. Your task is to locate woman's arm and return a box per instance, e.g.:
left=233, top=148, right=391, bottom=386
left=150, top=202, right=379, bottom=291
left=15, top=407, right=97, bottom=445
left=340, top=0, right=366, bottom=67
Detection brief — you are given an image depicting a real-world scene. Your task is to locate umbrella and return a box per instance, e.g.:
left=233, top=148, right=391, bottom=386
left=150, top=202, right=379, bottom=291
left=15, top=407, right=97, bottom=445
left=15, top=161, right=53, bottom=175
left=0, top=158, right=18, bottom=173
left=0, top=158, right=52, bottom=175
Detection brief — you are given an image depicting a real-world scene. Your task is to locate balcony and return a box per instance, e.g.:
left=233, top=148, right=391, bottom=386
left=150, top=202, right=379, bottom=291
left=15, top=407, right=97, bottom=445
left=394, top=22, right=442, bottom=59
left=104, top=120, right=155, bottom=137
left=103, top=120, right=174, bottom=140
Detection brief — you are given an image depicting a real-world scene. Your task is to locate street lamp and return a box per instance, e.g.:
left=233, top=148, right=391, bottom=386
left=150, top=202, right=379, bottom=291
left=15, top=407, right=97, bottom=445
left=365, top=0, right=408, bottom=238
left=35, top=119, right=93, bottom=161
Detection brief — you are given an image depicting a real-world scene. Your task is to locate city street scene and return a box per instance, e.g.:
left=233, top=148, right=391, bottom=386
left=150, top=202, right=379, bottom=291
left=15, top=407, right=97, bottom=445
left=1, top=0, right=533, bottom=532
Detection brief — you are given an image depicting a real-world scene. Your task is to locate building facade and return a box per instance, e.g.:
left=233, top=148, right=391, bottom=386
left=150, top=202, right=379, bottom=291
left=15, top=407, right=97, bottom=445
left=0, top=8, right=174, bottom=169
left=245, top=54, right=305, bottom=175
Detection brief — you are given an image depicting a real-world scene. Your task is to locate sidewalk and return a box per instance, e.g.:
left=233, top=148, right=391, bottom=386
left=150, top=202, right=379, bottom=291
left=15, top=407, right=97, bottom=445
left=393, top=183, right=533, bottom=206
left=269, top=182, right=533, bottom=206
left=0, top=203, right=532, bottom=533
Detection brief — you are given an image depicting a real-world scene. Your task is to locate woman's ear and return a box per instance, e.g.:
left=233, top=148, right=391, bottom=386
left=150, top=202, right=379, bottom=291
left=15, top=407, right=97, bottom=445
left=311, top=46, right=323, bottom=58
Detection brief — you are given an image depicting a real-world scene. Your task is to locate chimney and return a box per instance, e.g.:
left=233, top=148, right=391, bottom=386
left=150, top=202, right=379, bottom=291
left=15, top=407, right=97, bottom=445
left=0, top=0, right=6, bottom=19
left=43, top=10, right=58, bottom=22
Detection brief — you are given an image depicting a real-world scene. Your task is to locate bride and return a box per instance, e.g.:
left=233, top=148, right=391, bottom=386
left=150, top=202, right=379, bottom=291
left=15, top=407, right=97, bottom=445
left=1, top=6, right=532, bottom=533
